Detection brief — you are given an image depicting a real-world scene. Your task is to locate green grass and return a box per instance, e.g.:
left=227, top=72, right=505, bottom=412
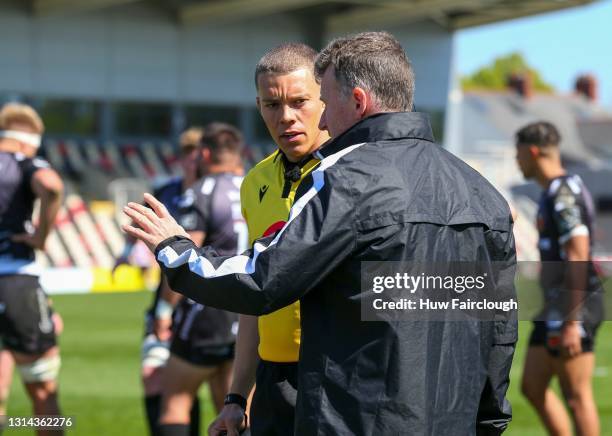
left=6, top=292, right=214, bottom=436
left=5, top=292, right=612, bottom=435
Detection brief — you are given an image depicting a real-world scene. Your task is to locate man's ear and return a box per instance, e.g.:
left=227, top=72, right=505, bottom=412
left=255, top=96, right=261, bottom=113
left=528, top=145, right=540, bottom=158
left=352, top=87, right=368, bottom=118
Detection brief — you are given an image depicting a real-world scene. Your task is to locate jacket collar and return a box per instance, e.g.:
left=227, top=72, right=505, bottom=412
left=316, top=112, right=434, bottom=159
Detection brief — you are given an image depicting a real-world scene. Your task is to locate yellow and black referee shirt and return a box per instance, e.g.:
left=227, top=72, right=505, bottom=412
left=240, top=150, right=319, bottom=362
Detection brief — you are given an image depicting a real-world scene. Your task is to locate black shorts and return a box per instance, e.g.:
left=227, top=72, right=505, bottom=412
left=170, top=298, right=236, bottom=367
left=0, top=275, right=57, bottom=355
left=529, top=321, right=599, bottom=356
left=249, top=360, right=298, bottom=436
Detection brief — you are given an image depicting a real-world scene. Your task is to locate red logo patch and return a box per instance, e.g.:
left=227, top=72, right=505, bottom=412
left=263, top=221, right=286, bottom=237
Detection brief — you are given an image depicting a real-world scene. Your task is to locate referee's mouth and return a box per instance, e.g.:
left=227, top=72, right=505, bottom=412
left=279, top=131, right=305, bottom=144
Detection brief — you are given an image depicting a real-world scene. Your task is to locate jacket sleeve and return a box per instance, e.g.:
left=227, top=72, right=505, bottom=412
left=155, top=168, right=355, bottom=315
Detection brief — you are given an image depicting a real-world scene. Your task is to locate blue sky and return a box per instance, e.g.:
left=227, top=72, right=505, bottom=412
left=456, top=0, right=612, bottom=108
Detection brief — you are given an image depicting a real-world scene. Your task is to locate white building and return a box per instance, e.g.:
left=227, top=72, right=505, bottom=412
left=0, top=0, right=596, bottom=145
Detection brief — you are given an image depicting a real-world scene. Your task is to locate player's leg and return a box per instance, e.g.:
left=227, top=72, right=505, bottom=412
left=159, top=354, right=216, bottom=436
left=13, top=347, right=61, bottom=413
left=208, top=356, right=234, bottom=413
left=553, top=348, right=599, bottom=436
left=1, top=276, right=62, bottom=436
left=521, top=344, right=571, bottom=436
left=0, top=349, right=15, bottom=434
left=142, top=339, right=199, bottom=436
left=142, top=330, right=170, bottom=436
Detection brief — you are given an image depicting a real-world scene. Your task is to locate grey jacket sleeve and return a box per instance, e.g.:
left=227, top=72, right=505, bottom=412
left=154, top=169, right=355, bottom=315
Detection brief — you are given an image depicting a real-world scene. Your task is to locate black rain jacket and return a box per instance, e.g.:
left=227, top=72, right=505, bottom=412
left=156, top=112, right=518, bottom=435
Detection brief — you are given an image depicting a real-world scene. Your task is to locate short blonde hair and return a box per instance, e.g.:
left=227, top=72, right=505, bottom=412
left=179, top=126, right=204, bottom=148
left=0, top=103, right=44, bottom=134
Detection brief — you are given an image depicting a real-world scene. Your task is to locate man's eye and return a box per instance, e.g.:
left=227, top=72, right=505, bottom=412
left=295, top=99, right=307, bottom=105
left=265, top=102, right=279, bottom=108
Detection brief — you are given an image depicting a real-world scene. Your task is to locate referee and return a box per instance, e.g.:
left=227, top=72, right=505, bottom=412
left=209, top=43, right=328, bottom=436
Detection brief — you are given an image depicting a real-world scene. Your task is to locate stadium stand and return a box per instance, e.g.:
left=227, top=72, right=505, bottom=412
left=33, top=140, right=274, bottom=270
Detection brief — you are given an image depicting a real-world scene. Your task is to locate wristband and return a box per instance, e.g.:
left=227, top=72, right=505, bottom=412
left=224, top=393, right=247, bottom=410
left=154, top=299, right=174, bottom=320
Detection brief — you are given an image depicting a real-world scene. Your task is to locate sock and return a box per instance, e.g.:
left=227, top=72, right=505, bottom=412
left=189, top=396, right=200, bottom=436
left=144, top=395, right=162, bottom=436
left=159, top=423, right=189, bottom=436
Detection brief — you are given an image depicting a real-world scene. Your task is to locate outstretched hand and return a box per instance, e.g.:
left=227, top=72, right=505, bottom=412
left=122, top=193, right=190, bottom=253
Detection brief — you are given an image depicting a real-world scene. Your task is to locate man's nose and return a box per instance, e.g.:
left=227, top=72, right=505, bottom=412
left=280, top=105, right=296, bottom=124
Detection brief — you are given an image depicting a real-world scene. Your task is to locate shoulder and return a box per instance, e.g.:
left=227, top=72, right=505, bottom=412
left=244, top=151, right=281, bottom=182
left=548, top=175, right=587, bottom=210
left=22, top=157, right=55, bottom=183
left=548, top=175, right=584, bottom=197
left=346, top=139, right=511, bottom=227
left=21, top=156, right=51, bottom=171
left=193, top=175, right=217, bottom=197
left=153, top=176, right=182, bottom=196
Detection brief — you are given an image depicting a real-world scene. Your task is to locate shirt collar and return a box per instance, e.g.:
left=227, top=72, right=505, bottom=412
left=316, top=112, right=435, bottom=159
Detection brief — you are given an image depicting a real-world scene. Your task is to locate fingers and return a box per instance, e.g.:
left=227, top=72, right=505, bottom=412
left=126, top=202, right=159, bottom=223
left=122, top=224, right=153, bottom=246
left=123, top=205, right=155, bottom=234
left=208, top=426, right=221, bottom=436
left=561, top=342, right=582, bottom=358
left=11, top=233, right=35, bottom=247
left=208, top=415, right=242, bottom=436
left=144, top=193, right=169, bottom=218
left=11, top=233, right=27, bottom=242
left=11, top=233, right=41, bottom=249
left=208, top=421, right=229, bottom=436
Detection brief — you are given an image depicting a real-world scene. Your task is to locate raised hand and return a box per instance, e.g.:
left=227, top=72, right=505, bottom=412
left=122, top=193, right=190, bottom=253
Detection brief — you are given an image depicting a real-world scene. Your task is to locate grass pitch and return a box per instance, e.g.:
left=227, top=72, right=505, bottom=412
left=6, top=291, right=612, bottom=435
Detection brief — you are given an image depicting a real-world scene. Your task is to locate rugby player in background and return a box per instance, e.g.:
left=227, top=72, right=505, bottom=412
left=0, top=104, right=64, bottom=435
left=0, top=103, right=64, bottom=436
left=116, top=127, right=205, bottom=436
left=158, top=122, right=245, bottom=436
left=517, top=121, right=602, bottom=436
left=208, top=43, right=329, bottom=436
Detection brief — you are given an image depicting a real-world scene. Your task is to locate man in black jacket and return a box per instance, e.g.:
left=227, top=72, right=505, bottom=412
left=124, top=31, right=517, bottom=436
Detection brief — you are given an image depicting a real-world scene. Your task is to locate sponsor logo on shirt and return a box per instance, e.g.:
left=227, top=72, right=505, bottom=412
left=259, top=185, right=269, bottom=203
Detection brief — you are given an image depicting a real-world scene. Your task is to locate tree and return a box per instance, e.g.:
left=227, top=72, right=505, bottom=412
left=461, top=52, right=554, bottom=92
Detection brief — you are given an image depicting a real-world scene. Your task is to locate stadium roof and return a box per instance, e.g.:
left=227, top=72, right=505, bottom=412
left=24, top=0, right=598, bottom=29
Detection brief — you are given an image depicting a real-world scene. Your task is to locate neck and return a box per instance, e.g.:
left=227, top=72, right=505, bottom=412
left=285, top=133, right=330, bottom=163
left=182, top=173, right=198, bottom=191
left=535, top=160, right=566, bottom=189
left=208, top=161, right=242, bottom=176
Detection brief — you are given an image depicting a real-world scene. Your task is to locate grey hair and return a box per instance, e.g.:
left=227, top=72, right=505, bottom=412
left=315, top=31, right=415, bottom=111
